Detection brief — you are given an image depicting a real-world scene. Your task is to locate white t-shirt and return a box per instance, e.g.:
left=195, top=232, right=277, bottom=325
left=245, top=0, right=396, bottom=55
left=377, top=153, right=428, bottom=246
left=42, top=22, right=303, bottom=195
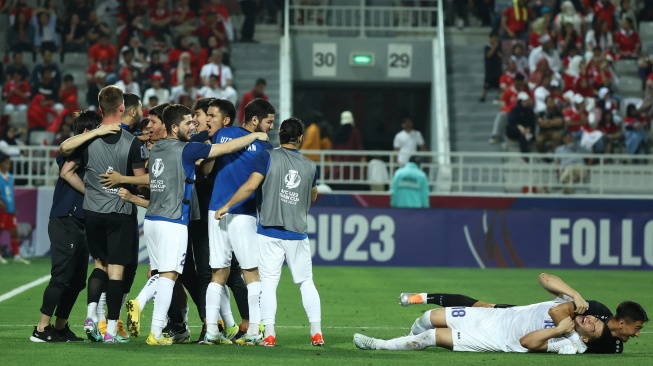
left=533, top=86, right=550, bottom=114
left=114, top=80, right=141, bottom=99
left=143, top=87, right=171, bottom=105
left=170, top=85, right=199, bottom=104
left=393, top=129, right=425, bottom=166
left=199, top=62, right=233, bottom=87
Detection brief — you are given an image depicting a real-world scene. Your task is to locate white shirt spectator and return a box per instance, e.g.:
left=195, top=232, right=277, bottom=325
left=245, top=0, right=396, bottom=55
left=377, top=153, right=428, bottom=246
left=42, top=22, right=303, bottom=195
left=533, top=85, right=550, bottom=114
left=528, top=45, right=562, bottom=74
left=114, top=80, right=141, bottom=98
left=393, top=129, right=425, bottom=166
left=143, top=87, right=170, bottom=105
left=367, top=158, right=389, bottom=185
left=170, top=85, right=200, bottom=104
left=199, top=62, right=233, bottom=88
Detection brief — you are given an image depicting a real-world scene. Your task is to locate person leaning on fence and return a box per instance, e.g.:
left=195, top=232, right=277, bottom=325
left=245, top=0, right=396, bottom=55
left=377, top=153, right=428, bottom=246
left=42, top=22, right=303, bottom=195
left=554, top=132, right=592, bottom=194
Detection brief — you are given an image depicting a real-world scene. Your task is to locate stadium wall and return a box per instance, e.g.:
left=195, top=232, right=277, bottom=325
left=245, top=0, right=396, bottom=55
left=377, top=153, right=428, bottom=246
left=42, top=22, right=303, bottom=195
left=19, top=188, right=653, bottom=270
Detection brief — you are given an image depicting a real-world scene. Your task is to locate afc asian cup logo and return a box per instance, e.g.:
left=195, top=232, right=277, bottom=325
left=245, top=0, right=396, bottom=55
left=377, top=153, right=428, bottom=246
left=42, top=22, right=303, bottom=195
left=284, top=169, right=301, bottom=189
left=152, top=158, right=165, bottom=178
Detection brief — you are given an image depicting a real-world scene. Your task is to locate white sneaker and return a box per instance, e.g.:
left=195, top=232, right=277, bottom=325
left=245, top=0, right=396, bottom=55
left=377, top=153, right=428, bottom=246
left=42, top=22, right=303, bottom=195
left=353, top=333, right=378, bottom=350
left=14, top=256, right=31, bottom=264
left=0, top=255, right=7, bottom=264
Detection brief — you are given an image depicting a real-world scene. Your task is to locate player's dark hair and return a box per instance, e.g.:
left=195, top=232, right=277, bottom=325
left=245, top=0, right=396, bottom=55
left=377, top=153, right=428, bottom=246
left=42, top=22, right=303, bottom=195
left=0, top=152, right=10, bottom=164
left=98, top=85, right=124, bottom=116
left=63, top=74, right=74, bottom=82
left=244, top=98, right=275, bottom=125
left=149, top=103, right=170, bottom=118
left=209, top=99, right=236, bottom=124
left=279, top=117, right=305, bottom=144
left=192, top=97, right=215, bottom=114
left=123, top=93, right=141, bottom=112
left=255, top=78, right=267, bottom=86
left=585, top=324, right=616, bottom=354
left=73, top=110, right=103, bottom=135
left=615, top=301, right=648, bottom=323
left=162, top=104, right=192, bottom=134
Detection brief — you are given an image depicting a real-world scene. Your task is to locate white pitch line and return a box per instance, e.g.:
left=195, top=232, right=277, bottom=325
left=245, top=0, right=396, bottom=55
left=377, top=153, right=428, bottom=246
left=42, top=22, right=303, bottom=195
left=0, top=275, right=51, bottom=303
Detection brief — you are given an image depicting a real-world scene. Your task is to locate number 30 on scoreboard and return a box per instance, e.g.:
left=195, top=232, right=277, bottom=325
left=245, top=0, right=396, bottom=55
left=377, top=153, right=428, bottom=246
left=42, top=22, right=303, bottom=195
left=312, top=42, right=337, bottom=77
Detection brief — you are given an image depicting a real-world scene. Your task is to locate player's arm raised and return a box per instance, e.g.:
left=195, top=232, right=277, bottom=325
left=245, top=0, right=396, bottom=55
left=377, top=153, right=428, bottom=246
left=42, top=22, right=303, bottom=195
left=59, top=124, right=121, bottom=157
left=539, top=273, right=588, bottom=314
left=207, top=132, right=268, bottom=158
left=214, top=172, right=265, bottom=220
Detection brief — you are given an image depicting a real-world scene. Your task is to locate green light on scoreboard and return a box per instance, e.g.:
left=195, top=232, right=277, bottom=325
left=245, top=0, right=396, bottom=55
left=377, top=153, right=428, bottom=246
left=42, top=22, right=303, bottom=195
left=350, top=52, right=375, bottom=67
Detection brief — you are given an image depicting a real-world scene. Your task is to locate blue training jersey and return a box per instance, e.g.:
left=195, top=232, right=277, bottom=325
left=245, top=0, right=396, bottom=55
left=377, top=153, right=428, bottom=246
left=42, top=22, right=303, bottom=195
left=208, top=127, right=273, bottom=215
left=0, top=172, right=15, bottom=214
left=145, top=142, right=211, bottom=225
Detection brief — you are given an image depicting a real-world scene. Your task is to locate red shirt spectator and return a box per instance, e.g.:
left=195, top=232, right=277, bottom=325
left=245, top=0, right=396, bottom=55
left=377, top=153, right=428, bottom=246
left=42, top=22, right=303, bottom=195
left=88, top=37, right=117, bottom=64
left=48, top=95, right=79, bottom=133
left=573, top=75, right=595, bottom=97
left=10, top=0, right=32, bottom=23
left=150, top=0, right=171, bottom=28
left=564, top=99, right=589, bottom=132
left=499, top=71, right=516, bottom=90
left=594, top=0, right=616, bottom=31
left=500, top=85, right=531, bottom=113
left=172, top=0, right=196, bottom=25
left=623, top=115, right=647, bottom=129
left=614, top=27, right=640, bottom=59
left=3, top=76, right=30, bottom=106
left=27, top=94, right=58, bottom=130
left=238, top=81, right=268, bottom=124
left=193, top=11, right=226, bottom=49
left=502, top=1, right=531, bottom=36
left=586, top=60, right=612, bottom=89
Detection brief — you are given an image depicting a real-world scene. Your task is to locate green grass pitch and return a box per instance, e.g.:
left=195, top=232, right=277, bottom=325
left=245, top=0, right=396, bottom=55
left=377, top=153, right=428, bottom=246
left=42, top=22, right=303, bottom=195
left=0, top=259, right=650, bottom=366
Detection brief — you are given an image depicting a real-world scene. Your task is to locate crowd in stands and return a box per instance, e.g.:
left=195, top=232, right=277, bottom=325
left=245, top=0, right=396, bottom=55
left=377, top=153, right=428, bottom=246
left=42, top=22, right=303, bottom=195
left=0, top=0, right=278, bottom=166
left=475, top=0, right=653, bottom=161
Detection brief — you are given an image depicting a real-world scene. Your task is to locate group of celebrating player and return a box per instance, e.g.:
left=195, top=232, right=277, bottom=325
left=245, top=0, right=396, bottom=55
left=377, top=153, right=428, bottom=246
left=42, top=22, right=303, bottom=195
left=31, top=85, right=322, bottom=347
left=29, top=85, right=646, bottom=355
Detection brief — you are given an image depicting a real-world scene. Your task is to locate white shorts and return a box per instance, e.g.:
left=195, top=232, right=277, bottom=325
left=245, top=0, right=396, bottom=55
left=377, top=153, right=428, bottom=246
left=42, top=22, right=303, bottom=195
left=143, top=219, right=188, bottom=274
left=445, top=307, right=509, bottom=352
left=258, top=235, right=313, bottom=284
left=208, top=212, right=259, bottom=270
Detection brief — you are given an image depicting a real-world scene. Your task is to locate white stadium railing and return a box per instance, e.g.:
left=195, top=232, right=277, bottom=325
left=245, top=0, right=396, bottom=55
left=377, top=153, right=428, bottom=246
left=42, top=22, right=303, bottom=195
left=287, top=0, right=439, bottom=37
left=13, top=146, right=653, bottom=197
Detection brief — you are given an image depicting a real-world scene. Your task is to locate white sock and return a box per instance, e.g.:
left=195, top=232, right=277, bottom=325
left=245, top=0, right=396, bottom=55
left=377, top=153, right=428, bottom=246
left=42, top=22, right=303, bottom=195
left=382, top=330, right=436, bottom=350
left=119, top=293, right=128, bottom=318
left=205, top=282, right=222, bottom=335
left=107, top=319, right=118, bottom=336
left=246, top=281, right=261, bottom=335
left=410, top=310, right=433, bottom=336
left=182, top=306, right=189, bottom=324
left=151, top=277, right=175, bottom=339
left=220, top=285, right=236, bottom=328
left=260, top=278, right=279, bottom=337
left=97, top=293, right=106, bottom=321
left=136, top=274, right=159, bottom=311
left=299, top=279, right=321, bottom=335
left=87, top=302, right=98, bottom=322
left=264, top=324, right=275, bottom=338
left=418, top=293, right=428, bottom=304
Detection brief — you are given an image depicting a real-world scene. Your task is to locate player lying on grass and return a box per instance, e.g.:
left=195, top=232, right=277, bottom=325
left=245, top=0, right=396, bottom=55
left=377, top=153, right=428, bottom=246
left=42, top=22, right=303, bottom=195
left=354, top=298, right=607, bottom=354
left=398, top=272, right=648, bottom=354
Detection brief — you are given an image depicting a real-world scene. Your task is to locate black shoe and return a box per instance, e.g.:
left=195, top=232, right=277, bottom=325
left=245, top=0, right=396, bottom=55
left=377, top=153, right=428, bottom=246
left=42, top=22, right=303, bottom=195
left=162, top=321, right=171, bottom=334
left=231, top=330, right=246, bottom=343
left=30, top=325, right=69, bottom=343
left=55, top=323, right=85, bottom=342
left=168, top=322, right=191, bottom=343
left=193, top=325, right=207, bottom=344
